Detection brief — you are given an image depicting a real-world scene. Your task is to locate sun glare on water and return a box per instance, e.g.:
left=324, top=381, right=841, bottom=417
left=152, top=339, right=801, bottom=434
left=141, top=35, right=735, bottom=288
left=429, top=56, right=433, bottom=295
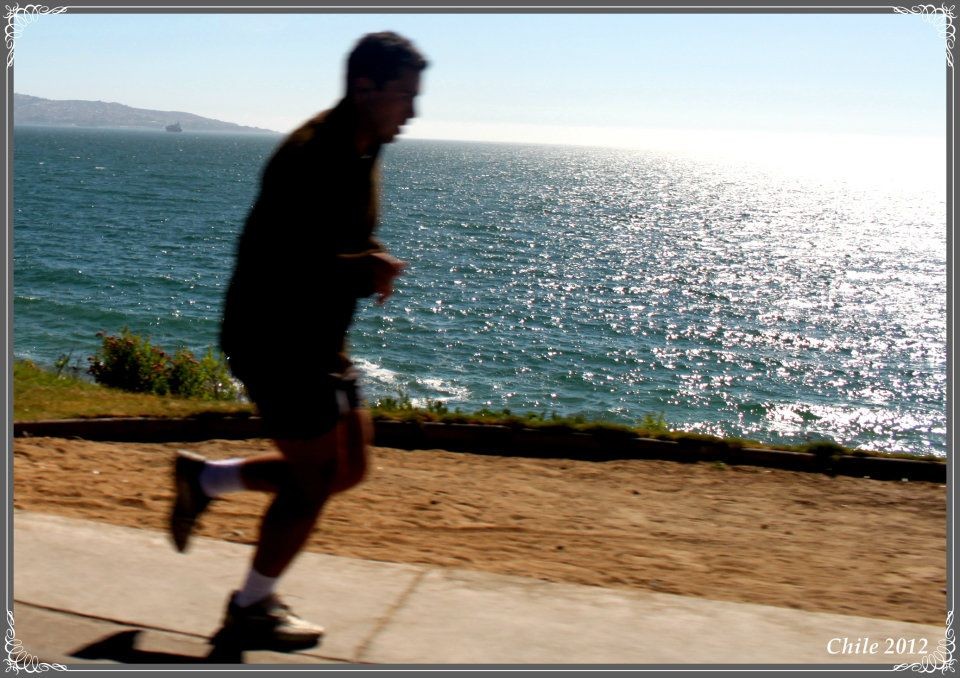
left=408, top=121, right=946, bottom=194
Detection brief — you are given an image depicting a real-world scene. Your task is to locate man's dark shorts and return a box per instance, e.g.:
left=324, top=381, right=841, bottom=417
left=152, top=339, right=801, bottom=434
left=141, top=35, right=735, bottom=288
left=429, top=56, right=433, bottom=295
left=228, top=357, right=364, bottom=439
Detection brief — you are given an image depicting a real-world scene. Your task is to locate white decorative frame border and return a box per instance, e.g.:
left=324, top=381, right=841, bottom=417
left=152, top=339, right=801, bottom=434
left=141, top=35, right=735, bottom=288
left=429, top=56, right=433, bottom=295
left=894, top=3, right=957, bottom=67
left=5, top=612, right=67, bottom=673
left=893, top=612, right=957, bottom=673
left=3, top=3, right=68, bottom=68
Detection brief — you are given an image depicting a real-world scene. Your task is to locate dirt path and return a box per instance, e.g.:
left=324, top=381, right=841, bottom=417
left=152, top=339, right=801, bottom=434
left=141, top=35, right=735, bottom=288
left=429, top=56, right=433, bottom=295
left=12, top=436, right=947, bottom=625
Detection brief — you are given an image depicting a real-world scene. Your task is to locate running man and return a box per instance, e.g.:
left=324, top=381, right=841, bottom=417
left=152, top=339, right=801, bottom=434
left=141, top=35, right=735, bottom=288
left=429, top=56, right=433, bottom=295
left=169, top=31, right=427, bottom=649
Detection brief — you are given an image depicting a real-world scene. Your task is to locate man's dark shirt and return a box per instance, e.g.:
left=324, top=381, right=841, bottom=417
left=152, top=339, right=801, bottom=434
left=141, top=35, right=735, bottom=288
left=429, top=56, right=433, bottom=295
left=221, top=99, right=383, bottom=375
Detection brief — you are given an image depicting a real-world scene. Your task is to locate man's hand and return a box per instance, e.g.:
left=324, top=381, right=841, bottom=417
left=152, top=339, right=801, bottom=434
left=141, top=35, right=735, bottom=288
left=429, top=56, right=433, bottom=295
left=370, top=251, right=406, bottom=304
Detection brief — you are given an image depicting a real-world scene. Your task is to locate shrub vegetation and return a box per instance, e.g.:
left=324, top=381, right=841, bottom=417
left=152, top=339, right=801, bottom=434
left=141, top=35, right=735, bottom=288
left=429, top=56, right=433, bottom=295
left=87, top=328, right=238, bottom=401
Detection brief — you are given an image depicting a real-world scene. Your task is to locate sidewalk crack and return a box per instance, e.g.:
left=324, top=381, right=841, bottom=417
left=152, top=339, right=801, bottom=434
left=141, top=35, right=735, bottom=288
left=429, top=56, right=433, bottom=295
left=353, top=567, right=429, bottom=663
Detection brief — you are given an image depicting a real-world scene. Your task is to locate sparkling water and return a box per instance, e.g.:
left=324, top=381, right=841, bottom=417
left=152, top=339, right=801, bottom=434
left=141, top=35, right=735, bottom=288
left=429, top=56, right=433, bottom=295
left=12, top=126, right=947, bottom=456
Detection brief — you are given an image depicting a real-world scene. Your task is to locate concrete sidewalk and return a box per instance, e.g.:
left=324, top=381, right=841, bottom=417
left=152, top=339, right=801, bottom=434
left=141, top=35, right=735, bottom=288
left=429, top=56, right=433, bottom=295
left=11, top=511, right=946, bottom=667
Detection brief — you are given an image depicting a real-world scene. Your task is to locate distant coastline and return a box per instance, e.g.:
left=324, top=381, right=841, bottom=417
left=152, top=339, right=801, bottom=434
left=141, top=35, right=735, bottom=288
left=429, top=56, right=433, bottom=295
left=14, top=122, right=281, bottom=136
left=12, top=92, right=279, bottom=135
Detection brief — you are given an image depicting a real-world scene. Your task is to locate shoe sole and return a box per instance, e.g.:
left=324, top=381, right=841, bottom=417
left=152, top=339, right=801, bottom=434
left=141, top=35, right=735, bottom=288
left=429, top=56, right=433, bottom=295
left=209, top=624, right=324, bottom=652
left=170, top=450, right=207, bottom=553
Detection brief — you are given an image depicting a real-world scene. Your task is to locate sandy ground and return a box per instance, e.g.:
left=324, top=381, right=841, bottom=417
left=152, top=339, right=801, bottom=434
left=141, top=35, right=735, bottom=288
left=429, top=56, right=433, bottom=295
left=12, top=436, right=947, bottom=625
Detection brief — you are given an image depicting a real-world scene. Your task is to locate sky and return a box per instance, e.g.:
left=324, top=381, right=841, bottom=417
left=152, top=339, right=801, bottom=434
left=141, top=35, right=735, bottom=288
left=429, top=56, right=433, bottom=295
left=9, top=10, right=951, bottom=184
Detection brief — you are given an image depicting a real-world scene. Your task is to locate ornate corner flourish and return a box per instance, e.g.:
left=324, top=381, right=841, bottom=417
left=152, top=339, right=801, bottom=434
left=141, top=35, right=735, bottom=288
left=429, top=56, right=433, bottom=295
left=4, top=611, right=67, bottom=674
left=4, top=3, right=68, bottom=69
left=894, top=610, right=957, bottom=674
left=894, top=4, right=957, bottom=68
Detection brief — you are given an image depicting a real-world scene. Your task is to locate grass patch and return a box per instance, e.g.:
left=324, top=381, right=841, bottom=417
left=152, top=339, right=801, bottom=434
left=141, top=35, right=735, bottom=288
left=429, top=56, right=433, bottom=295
left=13, top=360, right=253, bottom=422
left=13, top=360, right=944, bottom=464
left=368, top=396, right=943, bottom=463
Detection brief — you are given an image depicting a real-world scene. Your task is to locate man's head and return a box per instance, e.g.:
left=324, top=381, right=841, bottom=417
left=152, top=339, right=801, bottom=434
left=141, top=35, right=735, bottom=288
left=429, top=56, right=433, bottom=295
left=347, top=32, right=428, bottom=149
left=347, top=31, right=428, bottom=93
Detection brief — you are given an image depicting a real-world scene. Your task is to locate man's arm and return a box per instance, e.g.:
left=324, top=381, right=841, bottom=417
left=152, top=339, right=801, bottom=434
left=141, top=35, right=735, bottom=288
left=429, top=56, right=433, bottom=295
left=333, top=249, right=406, bottom=303
left=259, top=137, right=404, bottom=301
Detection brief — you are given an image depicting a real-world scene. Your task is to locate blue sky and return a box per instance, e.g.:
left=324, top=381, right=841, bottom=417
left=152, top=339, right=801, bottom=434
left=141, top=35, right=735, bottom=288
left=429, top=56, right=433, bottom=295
left=10, top=11, right=950, bottom=181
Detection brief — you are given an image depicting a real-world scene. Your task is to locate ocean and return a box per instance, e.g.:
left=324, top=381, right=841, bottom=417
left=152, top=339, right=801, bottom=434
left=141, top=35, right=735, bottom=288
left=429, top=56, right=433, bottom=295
left=11, top=125, right=947, bottom=457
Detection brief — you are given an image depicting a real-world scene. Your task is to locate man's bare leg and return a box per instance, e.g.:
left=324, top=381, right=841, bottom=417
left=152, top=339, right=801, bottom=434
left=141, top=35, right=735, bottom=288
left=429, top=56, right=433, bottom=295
left=196, top=409, right=372, bottom=647
left=171, top=408, right=372, bottom=646
left=244, top=408, right=372, bottom=578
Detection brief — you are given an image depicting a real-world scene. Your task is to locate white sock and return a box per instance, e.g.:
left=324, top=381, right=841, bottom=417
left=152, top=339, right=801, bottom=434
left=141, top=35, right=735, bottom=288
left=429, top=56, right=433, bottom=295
left=198, top=459, right=246, bottom=498
left=234, top=568, right=278, bottom=608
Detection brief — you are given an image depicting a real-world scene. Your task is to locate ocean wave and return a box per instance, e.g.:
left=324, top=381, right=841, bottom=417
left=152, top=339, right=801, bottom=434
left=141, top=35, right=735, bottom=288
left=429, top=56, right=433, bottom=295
left=352, top=358, right=400, bottom=386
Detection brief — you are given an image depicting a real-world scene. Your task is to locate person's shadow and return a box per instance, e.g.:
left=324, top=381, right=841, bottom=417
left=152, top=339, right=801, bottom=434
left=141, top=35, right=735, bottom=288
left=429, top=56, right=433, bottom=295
left=71, top=627, right=320, bottom=664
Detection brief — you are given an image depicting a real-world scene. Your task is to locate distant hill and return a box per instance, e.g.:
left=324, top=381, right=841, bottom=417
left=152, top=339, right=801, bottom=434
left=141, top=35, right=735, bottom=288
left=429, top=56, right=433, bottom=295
left=13, top=93, right=278, bottom=134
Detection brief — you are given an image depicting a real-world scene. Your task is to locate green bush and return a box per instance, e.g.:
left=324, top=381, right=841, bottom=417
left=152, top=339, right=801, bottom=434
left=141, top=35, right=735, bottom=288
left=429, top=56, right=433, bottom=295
left=88, top=329, right=170, bottom=395
left=195, top=348, right=239, bottom=401
left=638, top=412, right=670, bottom=434
left=88, top=329, right=238, bottom=401
left=168, top=348, right=204, bottom=397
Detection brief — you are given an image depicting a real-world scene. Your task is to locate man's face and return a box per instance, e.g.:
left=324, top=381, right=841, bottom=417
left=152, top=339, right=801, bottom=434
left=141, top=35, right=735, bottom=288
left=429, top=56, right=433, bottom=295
left=357, top=68, right=421, bottom=145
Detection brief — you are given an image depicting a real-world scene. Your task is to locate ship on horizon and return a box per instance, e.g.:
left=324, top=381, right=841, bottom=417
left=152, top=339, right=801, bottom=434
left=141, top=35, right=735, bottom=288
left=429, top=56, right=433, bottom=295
left=165, top=122, right=182, bottom=133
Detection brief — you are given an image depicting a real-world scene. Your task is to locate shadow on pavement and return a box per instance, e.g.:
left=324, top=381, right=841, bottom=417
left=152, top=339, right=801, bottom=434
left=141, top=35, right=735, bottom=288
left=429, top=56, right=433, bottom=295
left=71, top=629, right=244, bottom=664
left=71, top=627, right=322, bottom=664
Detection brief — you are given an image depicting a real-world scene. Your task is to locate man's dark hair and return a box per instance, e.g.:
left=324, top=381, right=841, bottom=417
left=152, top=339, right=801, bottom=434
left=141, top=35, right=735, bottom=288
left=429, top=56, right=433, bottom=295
left=346, top=31, right=428, bottom=92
